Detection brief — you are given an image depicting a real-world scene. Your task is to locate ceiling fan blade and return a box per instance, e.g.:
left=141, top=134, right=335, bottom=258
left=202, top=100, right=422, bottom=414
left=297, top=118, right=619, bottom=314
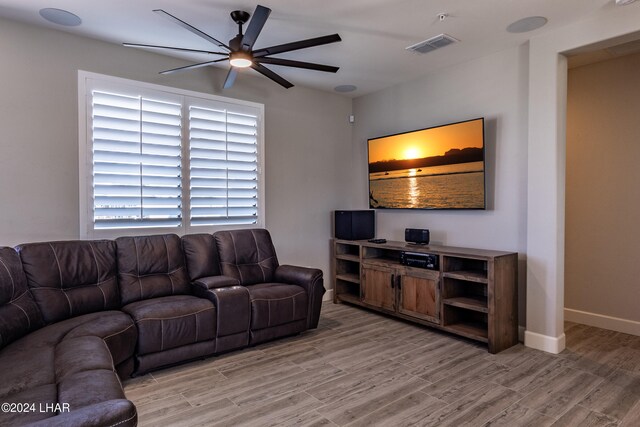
left=223, top=68, right=239, bottom=89
left=123, top=43, right=227, bottom=56
left=241, top=5, right=271, bottom=51
left=255, top=57, right=339, bottom=73
left=250, top=63, right=293, bottom=89
left=153, top=9, right=230, bottom=51
left=160, top=57, right=229, bottom=75
left=253, top=34, right=342, bottom=58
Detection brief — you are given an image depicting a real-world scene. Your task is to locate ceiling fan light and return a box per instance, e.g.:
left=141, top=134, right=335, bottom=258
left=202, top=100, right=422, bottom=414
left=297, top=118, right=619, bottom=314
left=230, top=51, right=253, bottom=68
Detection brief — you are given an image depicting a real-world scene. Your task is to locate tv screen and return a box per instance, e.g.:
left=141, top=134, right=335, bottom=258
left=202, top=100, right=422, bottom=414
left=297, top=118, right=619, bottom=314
left=368, top=118, right=485, bottom=210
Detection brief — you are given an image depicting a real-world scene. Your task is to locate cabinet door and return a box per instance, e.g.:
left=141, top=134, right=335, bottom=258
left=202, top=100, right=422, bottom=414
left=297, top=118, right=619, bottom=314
left=398, top=269, right=439, bottom=323
left=361, top=264, right=395, bottom=311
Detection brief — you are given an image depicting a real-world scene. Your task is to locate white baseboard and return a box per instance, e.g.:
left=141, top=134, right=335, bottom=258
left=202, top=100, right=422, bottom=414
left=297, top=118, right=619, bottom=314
left=524, top=330, right=566, bottom=354
left=323, top=289, right=334, bottom=302
left=565, top=308, right=640, bottom=336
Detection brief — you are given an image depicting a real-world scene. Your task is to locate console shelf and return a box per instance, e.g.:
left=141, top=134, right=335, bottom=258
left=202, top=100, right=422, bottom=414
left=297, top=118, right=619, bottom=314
left=444, top=322, right=489, bottom=342
left=443, top=296, right=488, bottom=313
left=331, top=239, right=518, bottom=353
left=336, top=273, right=360, bottom=284
left=335, top=254, right=360, bottom=263
left=442, top=271, right=488, bottom=283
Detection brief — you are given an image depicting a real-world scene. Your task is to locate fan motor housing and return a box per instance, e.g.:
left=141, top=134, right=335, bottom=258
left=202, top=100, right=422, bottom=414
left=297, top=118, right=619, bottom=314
left=229, top=34, right=243, bottom=51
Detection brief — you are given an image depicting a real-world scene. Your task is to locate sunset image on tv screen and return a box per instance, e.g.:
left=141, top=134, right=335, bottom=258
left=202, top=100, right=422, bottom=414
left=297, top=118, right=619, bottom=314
left=367, top=118, right=485, bottom=209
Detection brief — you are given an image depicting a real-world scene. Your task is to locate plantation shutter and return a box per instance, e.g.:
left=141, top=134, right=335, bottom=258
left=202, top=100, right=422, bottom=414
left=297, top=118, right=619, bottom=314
left=91, top=91, right=183, bottom=229
left=189, top=104, right=259, bottom=226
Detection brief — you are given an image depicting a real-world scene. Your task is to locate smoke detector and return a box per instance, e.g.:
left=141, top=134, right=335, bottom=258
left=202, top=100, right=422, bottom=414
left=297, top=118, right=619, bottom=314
left=406, top=34, right=459, bottom=54
left=616, top=0, right=638, bottom=5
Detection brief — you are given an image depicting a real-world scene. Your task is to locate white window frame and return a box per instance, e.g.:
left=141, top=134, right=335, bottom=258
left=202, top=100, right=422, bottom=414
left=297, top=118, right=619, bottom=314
left=78, top=70, right=265, bottom=239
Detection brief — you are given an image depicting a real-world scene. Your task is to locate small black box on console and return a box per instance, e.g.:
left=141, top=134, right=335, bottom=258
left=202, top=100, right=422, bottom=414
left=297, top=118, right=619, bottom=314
left=334, top=210, right=375, bottom=240
left=405, top=228, right=430, bottom=245
left=400, top=251, right=439, bottom=270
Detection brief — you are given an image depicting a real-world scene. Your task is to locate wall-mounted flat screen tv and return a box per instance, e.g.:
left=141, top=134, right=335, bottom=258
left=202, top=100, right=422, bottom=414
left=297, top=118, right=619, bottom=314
left=368, top=118, right=485, bottom=210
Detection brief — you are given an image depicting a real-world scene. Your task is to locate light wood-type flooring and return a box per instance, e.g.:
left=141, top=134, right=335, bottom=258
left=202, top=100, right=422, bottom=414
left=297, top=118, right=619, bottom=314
left=124, top=302, right=640, bottom=426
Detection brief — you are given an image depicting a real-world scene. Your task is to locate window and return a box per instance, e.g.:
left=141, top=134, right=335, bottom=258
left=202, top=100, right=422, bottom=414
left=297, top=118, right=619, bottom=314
left=91, top=91, right=183, bottom=229
left=79, top=71, right=264, bottom=239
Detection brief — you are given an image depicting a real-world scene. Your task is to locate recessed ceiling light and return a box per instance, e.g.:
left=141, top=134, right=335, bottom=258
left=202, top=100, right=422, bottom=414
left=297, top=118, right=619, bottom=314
left=616, top=0, right=638, bottom=5
left=334, top=85, right=357, bottom=93
left=506, top=16, right=547, bottom=34
left=39, top=8, right=82, bottom=27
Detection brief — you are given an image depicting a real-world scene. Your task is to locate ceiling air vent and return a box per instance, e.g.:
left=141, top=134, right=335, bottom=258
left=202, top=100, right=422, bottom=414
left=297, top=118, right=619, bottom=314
left=406, top=34, right=459, bottom=54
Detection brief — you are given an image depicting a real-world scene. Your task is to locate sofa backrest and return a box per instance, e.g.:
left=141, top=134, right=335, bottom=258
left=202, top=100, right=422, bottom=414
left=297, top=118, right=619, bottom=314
left=181, top=234, right=221, bottom=281
left=214, top=229, right=279, bottom=285
left=116, top=234, right=190, bottom=305
left=0, top=247, right=44, bottom=349
left=16, top=240, right=120, bottom=324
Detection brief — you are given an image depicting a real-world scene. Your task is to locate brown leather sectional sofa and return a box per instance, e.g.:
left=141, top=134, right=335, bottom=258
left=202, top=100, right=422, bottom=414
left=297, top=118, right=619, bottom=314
left=0, top=229, right=324, bottom=426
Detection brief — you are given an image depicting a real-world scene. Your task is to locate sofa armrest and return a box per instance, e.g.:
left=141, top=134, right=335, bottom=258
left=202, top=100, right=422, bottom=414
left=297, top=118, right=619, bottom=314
left=190, top=275, right=250, bottom=341
left=275, top=265, right=325, bottom=329
left=192, top=275, right=240, bottom=291
left=275, top=265, right=322, bottom=287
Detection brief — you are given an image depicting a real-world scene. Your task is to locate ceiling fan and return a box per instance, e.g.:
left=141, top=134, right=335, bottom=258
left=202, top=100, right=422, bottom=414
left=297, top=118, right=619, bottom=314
left=123, top=5, right=342, bottom=89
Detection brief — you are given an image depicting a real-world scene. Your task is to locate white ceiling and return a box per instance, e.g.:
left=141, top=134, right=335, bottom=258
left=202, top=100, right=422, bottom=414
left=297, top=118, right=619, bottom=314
left=0, top=0, right=633, bottom=96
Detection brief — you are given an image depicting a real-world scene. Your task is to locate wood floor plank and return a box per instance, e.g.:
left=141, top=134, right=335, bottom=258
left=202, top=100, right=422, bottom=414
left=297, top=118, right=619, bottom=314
left=122, top=373, right=157, bottom=392
left=135, top=394, right=193, bottom=427
left=406, top=383, right=521, bottom=426
left=405, top=341, right=487, bottom=383
left=305, top=359, right=413, bottom=405
left=421, top=359, right=508, bottom=403
left=125, top=370, right=228, bottom=406
left=209, top=392, right=324, bottom=427
left=620, top=399, right=640, bottom=426
left=229, top=363, right=344, bottom=407
left=150, top=359, right=224, bottom=383
left=139, top=397, right=237, bottom=427
left=484, top=402, right=556, bottom=426
left=492, top=352, right=572, bottom=392
left=345, top=391, right=447, bottom=427
left=182, top=362, right=307, bottom=407
left=551, top=405, right=618, bottom=427
left=276, top=410, right=337, bottom=427
left=519, top=367, right=604, bottom=418
left=579, top=368, right=640, bottom=421
left=317, top=374, right=427, bottom=425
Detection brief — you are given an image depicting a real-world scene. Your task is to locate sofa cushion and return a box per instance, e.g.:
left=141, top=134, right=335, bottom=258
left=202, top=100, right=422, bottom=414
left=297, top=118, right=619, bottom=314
left=245, top=283, right=308, bottom=330
left=182, top=233, right=221, bottom=281
left=58, top=369, right=127, bottom=411
left=16, top=240, right=120, bottom=324
left=0, top=384, right=57, bottom=425
left=116, top=234, right=191, bottom=305
left=0, top=247, right=44, bottom=350
left=63, top=311, right=137, bottom=367
left=123, top=295, right=216, bottom=356
left=27, top=399, right=137, bottom=427
left=54, top=336, right=116, bottom=382
left=0, top=310, right=135, bottom=399
left=0, top=310, right=136, bottom=426
left=215, top=229, right=279, bottom=285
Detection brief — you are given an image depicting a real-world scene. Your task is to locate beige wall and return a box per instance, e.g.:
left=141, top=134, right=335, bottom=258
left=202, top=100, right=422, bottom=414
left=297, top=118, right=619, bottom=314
left=565, top=52, right=640, bottom=328
left=525, top=5, right=640, bottom=353
left=351, top=45, right=530, bottom=328
left=0, top=17, right=353, bottom=282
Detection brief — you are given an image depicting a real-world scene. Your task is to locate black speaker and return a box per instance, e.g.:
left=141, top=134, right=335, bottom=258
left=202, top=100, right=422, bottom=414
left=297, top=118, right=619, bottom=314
left=334, top=210, right=375, bottom=240
left=405, top=228, right=430, bottom=245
